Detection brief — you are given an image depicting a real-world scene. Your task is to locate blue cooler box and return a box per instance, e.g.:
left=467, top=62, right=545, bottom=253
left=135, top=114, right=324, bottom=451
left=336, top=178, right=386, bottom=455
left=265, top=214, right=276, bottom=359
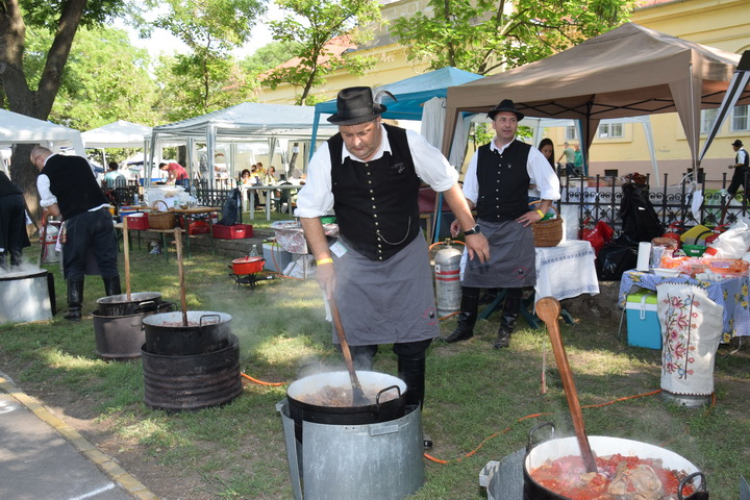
left=626, top=290, right=662, bottom=349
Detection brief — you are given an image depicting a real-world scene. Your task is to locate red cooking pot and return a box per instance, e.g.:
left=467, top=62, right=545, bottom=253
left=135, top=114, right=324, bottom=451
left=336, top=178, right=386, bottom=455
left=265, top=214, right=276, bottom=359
left=231, top=256, right=265, bottom=275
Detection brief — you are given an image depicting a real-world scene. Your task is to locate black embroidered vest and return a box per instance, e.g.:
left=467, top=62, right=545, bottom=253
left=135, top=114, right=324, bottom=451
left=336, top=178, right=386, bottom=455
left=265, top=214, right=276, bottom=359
left=42, top=155, right=109, bottom=220
left=475, top=140, right=531, bottom=221
left=329, top=124, right=421, bottom=261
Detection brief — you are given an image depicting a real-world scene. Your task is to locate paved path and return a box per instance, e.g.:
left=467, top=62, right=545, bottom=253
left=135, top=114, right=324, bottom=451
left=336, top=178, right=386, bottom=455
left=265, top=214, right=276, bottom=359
left=0, top=373, right=159, bottom=500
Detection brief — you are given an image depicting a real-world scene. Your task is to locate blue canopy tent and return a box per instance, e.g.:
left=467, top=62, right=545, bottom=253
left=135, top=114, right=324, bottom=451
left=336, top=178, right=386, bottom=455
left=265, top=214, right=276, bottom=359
left=308, top=67, right=483, bottom=158
left=308, top=67, right=484, bottom=240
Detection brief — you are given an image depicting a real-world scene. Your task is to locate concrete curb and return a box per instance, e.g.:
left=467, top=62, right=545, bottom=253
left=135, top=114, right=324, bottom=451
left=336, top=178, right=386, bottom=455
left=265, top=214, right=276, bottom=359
left=0, top=373, right=160, bottom=500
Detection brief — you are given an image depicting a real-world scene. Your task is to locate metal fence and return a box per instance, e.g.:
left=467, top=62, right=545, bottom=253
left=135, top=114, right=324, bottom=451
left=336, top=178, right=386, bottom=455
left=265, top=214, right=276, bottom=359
left=558, top=172, right=749, bottom=235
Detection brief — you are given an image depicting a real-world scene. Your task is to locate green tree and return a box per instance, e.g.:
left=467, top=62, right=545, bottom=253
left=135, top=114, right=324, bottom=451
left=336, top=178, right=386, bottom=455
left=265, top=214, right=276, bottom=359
left=149, top=0, right=265, bottom=117
left=0, top=0, right=133, bottom=209
left=263, top=0, right=381, bottom=106
left=24, top=27, right=159, bottom=131
left=240, top=40, right=296, bottom=74
left=390, top=0, right=635, bottom=75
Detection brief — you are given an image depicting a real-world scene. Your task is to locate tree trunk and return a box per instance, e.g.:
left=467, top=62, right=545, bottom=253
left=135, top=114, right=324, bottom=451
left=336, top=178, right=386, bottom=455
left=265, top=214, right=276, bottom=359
left=0, top=0, right=87, bottom=221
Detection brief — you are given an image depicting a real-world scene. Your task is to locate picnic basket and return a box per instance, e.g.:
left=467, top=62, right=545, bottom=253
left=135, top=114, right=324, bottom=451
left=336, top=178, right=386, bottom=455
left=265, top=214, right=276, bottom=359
left=148, top=200, right=176, bottom=229
left=530, top=201, right=563, bottom=247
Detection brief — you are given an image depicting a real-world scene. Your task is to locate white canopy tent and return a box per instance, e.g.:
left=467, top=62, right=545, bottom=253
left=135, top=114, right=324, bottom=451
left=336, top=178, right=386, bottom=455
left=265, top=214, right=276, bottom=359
left=81, top=120, right=151, bottom=149
left=0, top=109, right=85, bottom=155
left=148, top=103, right=337, bottom=186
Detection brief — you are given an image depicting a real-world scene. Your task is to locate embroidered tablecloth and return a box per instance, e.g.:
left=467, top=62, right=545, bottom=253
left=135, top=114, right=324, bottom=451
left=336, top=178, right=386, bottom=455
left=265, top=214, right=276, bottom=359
left=619, top=270, right=750, bottom=341
left=534, top=240, right=600, bottom=304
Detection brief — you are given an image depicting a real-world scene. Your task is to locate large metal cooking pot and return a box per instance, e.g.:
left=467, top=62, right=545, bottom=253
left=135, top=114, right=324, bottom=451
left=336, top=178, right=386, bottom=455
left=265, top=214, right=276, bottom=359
left=287, top=370, right=406, bottom=441
left=96, top=292, right=163, bottom=317
left=142, top=311, right=232, bottom=356
left=523, top=424, right=708, bottom=500
left=93, top=302, right=173, bottom=360
left=231, top=256, right=265, bottom=275
left=0, top=269, right=55, bottom=323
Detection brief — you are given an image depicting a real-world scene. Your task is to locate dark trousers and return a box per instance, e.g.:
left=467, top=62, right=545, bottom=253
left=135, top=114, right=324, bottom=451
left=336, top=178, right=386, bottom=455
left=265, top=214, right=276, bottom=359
left=63, top=207, right=119, bottom=280
left=0, top=194, right=28, bottom=268
left=727, top=168, right=749, bottom=197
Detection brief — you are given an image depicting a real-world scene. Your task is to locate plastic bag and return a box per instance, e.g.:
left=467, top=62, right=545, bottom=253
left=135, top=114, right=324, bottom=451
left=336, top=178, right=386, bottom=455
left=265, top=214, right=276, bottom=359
left=595, top=235, right=638, bottom=281
left=580, top=220, right=614, bottom=257
left=705, top=218, right=750, bottom=259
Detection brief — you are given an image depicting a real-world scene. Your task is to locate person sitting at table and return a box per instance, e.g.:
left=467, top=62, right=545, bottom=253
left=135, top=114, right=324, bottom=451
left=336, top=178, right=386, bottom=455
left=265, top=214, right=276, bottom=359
left=263, top=166, right=278, bottom=185
left=443, top=99, right=560, bottom=349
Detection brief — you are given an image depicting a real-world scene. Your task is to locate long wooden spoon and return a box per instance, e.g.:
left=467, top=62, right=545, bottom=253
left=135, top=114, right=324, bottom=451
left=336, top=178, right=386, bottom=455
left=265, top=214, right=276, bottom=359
left=536, top=297, right=597, bottom=473
left=328, top=296, right=369, bottom=405
left=174, top=227, right=189, bottom=326
left=123, top=217, right=132, bottom=300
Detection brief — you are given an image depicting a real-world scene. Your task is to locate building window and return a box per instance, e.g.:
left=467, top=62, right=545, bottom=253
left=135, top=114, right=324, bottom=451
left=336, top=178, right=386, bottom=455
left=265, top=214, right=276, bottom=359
left=731, top=105, right=749, bottom=132
left=700, top=108, right=718, bottom=134
left=598, top=122, right=624, bottom=138
left=565, top=126, right=578, bottom=141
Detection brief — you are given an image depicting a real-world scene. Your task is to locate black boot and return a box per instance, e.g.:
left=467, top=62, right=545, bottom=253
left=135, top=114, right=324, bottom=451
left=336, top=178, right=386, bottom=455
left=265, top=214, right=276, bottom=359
left=398, top=354, right=432, bottom=450
left=102, top=275, right=122, bottom=297
left=494, top=289, right=522, bottom=349
left=346, top=344, right=378, bottom=371
left=443, top=287, right=480, bottom=343
left=64, top=279, right=84, bottom=322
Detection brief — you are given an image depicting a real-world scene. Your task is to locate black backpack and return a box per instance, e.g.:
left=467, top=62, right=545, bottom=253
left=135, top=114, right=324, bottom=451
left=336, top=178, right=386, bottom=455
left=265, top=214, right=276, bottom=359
left=218, top=188, right=241, bottom=226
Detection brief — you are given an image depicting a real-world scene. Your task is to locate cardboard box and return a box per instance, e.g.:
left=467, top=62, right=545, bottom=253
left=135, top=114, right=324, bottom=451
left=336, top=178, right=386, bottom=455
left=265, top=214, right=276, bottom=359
left=626, top=290, right=662, bottom=349
left=263, top=242, right=292, bottom=273
left=212, top=224, right=253, bottom=239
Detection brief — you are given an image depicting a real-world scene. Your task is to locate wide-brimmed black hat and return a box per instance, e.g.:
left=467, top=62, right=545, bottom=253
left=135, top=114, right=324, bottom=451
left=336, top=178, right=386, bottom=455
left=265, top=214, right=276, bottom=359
left=488, top=99, right=524, bottom=121
left=327, top=87, right=387, bottom=126
left=732, top=139, right=744, bottom=147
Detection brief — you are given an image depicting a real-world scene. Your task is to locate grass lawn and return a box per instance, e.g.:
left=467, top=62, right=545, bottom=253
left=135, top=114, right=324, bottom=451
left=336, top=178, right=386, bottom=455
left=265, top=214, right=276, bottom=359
left=1, top=239, right=749, bottom=499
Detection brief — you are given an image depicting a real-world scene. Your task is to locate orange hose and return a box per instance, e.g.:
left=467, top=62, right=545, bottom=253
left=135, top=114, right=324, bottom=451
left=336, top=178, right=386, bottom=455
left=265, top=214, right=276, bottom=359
left=424, top=391, right=669, bottom=464
left=241, top=372, right=286, bottom=387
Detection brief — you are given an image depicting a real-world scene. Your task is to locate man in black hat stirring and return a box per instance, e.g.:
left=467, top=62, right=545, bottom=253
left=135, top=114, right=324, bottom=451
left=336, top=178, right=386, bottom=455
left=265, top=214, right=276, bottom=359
left=444, top=99, right=560, bottom=348
left=295, top=87, right=489, bottom=439
left=726, top=139, right=749, bottom=200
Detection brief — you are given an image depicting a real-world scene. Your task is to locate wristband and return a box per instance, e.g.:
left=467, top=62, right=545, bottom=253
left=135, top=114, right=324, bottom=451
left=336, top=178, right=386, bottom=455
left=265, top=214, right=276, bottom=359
left=536, top=209, right=545, bottom=218
left=316, top=258, right=334, bottom=266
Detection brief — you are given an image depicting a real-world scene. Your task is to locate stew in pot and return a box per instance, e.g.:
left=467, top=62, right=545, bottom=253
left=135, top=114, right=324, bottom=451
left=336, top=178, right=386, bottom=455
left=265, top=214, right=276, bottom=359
left=530, top=453, right=696, bottom=500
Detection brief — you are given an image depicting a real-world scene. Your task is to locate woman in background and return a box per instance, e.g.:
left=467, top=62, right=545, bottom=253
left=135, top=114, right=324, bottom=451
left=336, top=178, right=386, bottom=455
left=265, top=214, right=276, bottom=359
left=538, top=138, right=555, bottom=169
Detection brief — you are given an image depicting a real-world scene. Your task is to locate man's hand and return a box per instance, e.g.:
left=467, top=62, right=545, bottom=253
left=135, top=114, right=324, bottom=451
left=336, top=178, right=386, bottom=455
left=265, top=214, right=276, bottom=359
left=450, top=219, right=461, bottom=238
left=315, top=261, right=336, bottom=300
left=516, top=209, right=544, bottom=228
left=464, top=233, right=490, bottom=263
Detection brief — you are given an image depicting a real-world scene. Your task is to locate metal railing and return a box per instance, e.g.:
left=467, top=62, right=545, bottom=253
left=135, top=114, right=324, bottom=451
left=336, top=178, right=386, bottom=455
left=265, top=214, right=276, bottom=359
left=559, top=172, right=749, bottom=234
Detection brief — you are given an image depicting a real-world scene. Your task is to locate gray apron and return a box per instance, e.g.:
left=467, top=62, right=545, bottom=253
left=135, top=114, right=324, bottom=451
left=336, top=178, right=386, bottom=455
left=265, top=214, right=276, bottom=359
left=461, top=219, right=536, bottom=289
left=332, top=235, right=439, bottom=346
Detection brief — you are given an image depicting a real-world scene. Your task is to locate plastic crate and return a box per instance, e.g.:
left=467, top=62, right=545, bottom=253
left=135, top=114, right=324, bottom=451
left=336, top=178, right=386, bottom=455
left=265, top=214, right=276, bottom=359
left=186, top=220, right=210, bottom=235
left=626, top=290, right=662, bottom=349
left=124, top=213, right=149, bottom=230
left=212, top=224, right=254, bottom=239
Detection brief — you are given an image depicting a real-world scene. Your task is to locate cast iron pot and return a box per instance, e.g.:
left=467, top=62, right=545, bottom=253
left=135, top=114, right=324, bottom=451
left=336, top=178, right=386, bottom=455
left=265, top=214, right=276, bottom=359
left=97, top=292, right=163, bottom=317
left=142, top=311, right=232, bottom=356
left=231, top=256, right=265, bottom=275
left=286, top=370, right=406, bottom=441
left=523, top=424, right=708, bottom=500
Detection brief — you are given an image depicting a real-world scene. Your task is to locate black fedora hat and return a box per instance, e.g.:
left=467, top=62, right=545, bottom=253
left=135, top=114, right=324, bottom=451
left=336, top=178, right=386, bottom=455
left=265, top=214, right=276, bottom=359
left=732, top=139, right=743, bottom=147
left=488, top=99, right=524, bottom=121
left=327, top=87, right=387, bottom=126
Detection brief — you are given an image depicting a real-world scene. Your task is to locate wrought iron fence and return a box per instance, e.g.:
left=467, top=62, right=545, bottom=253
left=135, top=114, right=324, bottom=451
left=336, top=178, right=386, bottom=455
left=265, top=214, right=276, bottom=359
left=558, top=171, right=749, bottom=235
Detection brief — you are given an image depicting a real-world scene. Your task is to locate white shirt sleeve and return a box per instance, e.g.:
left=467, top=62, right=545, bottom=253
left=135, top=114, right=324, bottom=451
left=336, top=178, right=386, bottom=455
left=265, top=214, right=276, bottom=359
left=294, top=142, right=335, bottom=218
left=36, top=174, right=58, bottom=208
left=527, top=147, right=561, bottom=201
left=405, top=129, right=458, bottom=192
left=462, top=151, right=480, bottom=205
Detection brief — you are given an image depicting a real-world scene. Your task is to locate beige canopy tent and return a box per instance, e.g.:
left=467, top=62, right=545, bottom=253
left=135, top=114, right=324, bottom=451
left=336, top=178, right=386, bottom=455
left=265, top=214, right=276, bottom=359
left=442, top=22, right=750, bottom=174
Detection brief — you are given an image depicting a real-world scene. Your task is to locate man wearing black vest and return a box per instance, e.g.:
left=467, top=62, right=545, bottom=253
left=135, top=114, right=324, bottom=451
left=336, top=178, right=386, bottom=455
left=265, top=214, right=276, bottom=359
left=444, top=100, right=560, bottom=348
left=727, top=139, right=749, bottom=199
left=32, top=146, right=121, bottom=321
left=296, top=87, right=489, bottom=436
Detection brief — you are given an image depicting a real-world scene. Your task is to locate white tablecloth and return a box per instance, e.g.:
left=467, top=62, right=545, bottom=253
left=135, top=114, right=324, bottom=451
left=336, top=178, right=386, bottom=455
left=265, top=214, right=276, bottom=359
left=534, top=240, right=600, bottom=304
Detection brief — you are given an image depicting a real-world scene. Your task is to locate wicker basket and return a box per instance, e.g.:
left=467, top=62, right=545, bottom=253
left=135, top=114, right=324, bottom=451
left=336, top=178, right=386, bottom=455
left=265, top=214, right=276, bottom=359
left=530, top=201, right=563, bottom=247
left=148, top=200, right=176, bottom=229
